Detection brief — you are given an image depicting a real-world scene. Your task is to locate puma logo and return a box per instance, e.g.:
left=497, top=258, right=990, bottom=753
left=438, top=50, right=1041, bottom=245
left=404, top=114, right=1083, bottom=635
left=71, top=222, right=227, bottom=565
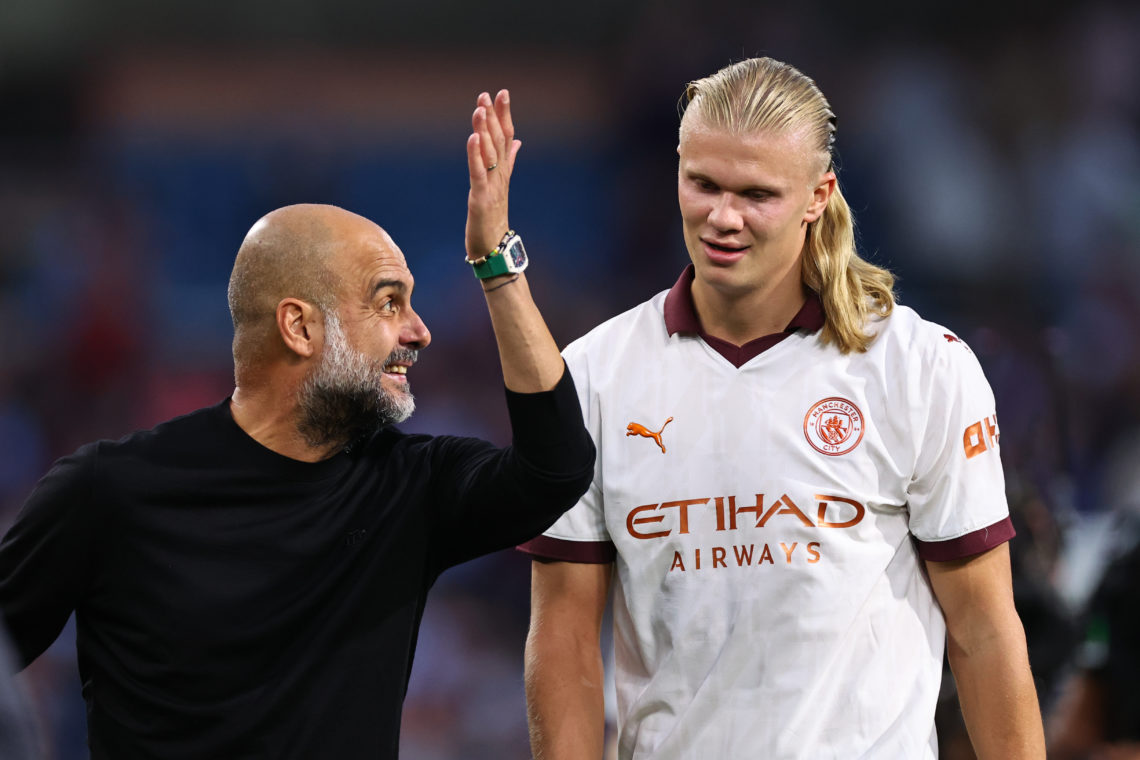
left=943, top=333, right=972, bottom=352
left=626, top=417, right=673, bottom=454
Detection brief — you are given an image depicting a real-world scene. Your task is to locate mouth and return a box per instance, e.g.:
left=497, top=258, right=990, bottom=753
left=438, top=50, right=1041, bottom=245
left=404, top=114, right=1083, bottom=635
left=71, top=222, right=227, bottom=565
left=383, top=363, right=410, bottom=383
left=701, top=239, right=749, bottom=264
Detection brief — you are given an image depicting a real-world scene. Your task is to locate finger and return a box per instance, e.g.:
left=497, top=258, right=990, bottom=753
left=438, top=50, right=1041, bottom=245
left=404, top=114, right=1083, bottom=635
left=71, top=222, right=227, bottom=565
left=495, top=89, right=514, bottom=143
left=467, top=132, right=487, bottom=188
left=472, top=106, right=499, bottom=169
left=470, top=97, right=484, bottom=130
left=506, top=139, right=522, bottom=172
left=481, top=91, right=507, bottom=157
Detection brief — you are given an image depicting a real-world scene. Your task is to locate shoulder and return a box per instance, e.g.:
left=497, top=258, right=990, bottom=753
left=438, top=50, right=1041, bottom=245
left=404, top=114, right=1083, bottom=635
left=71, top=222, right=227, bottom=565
left=563, top=291, right=668, bottom=363
left=33, top=403, right=239, bottom=504
left=866, top=304, right=938, bottom=351
left=866, top=307, right=998, bottom=438
left=562, top=291, right=671, bottom=396
left=868, top=304, right=986, bottom=377
left=562, top=291, right=669, bottom=399
left=91, top=401, right=230, bottom=467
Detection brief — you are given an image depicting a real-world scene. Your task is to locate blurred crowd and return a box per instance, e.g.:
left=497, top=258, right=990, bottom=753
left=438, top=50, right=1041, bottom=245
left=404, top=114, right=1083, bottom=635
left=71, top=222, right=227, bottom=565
left=2, top=0, right=1138, bottom=757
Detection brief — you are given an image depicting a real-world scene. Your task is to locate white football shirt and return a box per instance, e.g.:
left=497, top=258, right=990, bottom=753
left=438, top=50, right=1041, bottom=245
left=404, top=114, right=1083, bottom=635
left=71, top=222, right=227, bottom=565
left=521, top=268, right=1013, bottom=759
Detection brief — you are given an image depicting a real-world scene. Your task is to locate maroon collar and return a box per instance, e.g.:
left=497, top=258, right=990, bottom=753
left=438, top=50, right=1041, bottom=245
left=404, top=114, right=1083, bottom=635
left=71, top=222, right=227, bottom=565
left=663, top=265, right=825, bottom=368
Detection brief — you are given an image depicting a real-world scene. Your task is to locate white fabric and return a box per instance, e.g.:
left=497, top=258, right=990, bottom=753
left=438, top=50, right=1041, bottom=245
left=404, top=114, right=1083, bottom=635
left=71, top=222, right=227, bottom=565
left=543, top=291, right=1009, bottom=759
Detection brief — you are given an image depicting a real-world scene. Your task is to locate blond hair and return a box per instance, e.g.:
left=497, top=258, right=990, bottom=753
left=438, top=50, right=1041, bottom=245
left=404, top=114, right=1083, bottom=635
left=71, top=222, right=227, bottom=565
left=681, top=57, right=895, bottom=353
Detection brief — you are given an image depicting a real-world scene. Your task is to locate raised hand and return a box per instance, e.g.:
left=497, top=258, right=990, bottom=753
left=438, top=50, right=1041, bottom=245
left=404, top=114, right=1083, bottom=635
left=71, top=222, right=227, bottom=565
left=461, top=89, right=562, bottom=392
left=465, top=89, right=522, bottom=262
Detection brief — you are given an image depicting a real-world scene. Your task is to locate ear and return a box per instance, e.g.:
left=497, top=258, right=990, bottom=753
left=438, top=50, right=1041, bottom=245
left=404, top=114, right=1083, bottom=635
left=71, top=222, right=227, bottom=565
left=804, top=171, right=836, bottom=224
left=276, top=298, right=323, bottom=359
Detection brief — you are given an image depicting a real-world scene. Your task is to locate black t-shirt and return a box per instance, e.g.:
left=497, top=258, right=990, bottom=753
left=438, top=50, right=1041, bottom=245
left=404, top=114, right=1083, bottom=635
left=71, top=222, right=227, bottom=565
left=0, top=369, right=594, bottom=758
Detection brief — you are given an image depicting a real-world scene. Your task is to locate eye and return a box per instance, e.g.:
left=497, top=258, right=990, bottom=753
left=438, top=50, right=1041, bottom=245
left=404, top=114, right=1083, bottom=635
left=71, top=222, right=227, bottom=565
left=744, top=190, right=770, bottom=201
left=379, top=298, right=398, bottom=313
left=695, top=178, right=718, bottom=192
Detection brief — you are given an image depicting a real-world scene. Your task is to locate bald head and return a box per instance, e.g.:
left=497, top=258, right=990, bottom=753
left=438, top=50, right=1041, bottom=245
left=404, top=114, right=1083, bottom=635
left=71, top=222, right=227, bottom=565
left=227, top=203, right=377, bottom=375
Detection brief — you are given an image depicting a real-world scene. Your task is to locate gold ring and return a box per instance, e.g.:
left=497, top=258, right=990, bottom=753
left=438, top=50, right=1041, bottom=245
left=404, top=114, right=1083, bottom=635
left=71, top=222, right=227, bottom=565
left=486, top=163, right=498, bottom=171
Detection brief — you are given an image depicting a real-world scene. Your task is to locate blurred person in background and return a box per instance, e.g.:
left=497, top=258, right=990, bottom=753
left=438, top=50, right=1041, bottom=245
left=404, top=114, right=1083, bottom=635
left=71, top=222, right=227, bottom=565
left=521, top=57, right=1044, bottom=758
left=0, top=89, right=594, bottom=758
left=1049, top=516, right=1140, bottom=760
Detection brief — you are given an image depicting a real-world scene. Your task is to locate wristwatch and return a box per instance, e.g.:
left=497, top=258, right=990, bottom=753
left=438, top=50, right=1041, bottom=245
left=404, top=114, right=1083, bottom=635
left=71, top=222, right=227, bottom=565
left=468, top=230, right=528, bottom=280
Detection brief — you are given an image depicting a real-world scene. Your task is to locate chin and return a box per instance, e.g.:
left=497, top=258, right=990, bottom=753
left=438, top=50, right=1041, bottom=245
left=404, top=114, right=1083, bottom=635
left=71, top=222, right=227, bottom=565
left=384, top=391, right=416, bottom=425
left=693, top=261, right=754, bottom=291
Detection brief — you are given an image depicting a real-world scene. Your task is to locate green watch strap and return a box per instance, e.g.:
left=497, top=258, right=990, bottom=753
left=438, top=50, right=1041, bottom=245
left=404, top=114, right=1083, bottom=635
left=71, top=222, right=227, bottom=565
left=470, top=251, right=513, bottom=280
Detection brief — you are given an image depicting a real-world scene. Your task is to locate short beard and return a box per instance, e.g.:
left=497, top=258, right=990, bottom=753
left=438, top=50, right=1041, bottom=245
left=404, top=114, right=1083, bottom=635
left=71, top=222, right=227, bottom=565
left=296, top=311, right=417, bottom=451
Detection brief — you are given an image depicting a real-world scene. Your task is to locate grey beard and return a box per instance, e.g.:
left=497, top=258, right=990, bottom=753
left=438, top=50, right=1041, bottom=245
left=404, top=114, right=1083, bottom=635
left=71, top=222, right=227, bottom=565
left=296, top=313, right=417, bottom=451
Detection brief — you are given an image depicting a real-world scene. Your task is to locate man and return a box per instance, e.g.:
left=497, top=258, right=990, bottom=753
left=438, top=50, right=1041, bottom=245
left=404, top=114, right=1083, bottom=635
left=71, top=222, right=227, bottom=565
left=521, top=58, right=1045, bottom=758
left=0, top=89, right=594, bottom=758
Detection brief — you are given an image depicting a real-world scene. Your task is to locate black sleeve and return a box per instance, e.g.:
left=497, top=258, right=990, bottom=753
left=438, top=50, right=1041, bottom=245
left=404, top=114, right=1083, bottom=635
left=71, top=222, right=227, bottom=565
left=0, top=445, right=102, bottom=669
left=0, top=623, right=38, bottom=756
left=428, top=363, right=595, bottom=570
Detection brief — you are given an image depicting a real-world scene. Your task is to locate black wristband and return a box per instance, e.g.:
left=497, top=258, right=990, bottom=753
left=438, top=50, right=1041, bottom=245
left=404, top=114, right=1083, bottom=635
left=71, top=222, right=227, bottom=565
left=482, top=274, right=520, bottom=293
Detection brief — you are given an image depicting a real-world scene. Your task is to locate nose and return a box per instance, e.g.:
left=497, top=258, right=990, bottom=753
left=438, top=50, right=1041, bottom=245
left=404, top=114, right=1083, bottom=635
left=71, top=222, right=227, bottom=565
left=402, top=308, right=431, bottom=350
left=707, top=193, right=743, bottom=232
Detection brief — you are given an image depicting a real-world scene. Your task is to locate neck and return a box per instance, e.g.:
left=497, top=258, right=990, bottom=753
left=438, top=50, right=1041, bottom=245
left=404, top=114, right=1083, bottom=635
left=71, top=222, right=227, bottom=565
left=691, top=273, right=807, bottom=346
left=230, top=384, right=344, bottom=463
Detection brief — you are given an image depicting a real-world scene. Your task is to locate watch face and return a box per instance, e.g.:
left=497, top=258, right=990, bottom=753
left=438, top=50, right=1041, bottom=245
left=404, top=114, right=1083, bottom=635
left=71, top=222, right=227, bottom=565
left=505, top=238, right=527, bottom=270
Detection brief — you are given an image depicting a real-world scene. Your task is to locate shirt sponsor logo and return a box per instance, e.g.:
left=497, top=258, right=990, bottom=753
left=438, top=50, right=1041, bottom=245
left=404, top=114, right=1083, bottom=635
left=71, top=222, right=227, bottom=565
left=625, top=492, right=865, bottom=539
left=963, top=413, right=1000, bottom=458
left=626, top=416, right=673, bottom=454
left=804, top=397, right=865, bottom=456
left=667, top=542, right=821, bottom=572
left=624, top=492, right=866, bottom=574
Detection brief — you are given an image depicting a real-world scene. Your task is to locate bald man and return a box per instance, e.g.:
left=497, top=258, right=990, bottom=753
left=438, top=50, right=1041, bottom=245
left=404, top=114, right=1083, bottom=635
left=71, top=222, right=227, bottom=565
left=0, top=90, right=594, bottom=758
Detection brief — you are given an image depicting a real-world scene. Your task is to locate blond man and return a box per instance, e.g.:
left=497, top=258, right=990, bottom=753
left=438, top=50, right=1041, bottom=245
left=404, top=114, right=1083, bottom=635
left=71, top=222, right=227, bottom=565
left=521, top=58, right=1044, bottom=759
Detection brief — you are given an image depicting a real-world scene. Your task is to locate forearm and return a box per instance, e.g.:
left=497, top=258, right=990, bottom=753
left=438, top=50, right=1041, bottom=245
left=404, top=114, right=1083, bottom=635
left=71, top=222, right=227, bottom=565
left=481, top=273, right=565, bottom=393
left=525, top=624, right=607, bottom=759
left=947, top=618, right=1045, bottom=759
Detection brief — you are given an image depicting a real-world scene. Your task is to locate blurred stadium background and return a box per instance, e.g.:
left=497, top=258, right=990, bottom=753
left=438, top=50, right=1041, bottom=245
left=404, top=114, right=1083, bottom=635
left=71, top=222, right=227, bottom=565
left=2, top=0, right=1138, bottom=757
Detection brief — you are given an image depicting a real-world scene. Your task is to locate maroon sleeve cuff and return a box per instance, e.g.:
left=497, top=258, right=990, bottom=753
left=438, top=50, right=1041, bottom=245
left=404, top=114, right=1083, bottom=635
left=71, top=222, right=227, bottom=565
left=517, top=535, right=616, bottom=563
left=915, top=516, right=1016, bottom=561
